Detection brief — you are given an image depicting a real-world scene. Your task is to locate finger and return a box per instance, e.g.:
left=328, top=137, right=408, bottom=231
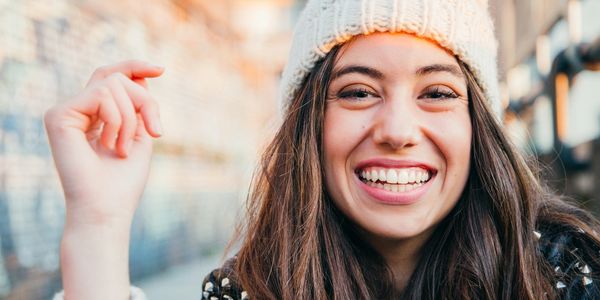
left=116, top=76, right=163, bottom=138
left=128, top=113, right=153, bottom=157
left=134, top=113, right=151, bottom=142
left=107, top=74, right=137, bottom=157
left=132, top=78, right=148, bottom=89
left=85, top=117, right=104, bottom=141
left=44, top=86, right=122, bottom=161
left=95, top=91, right=122, bottom=150
left=87, top=60, right=164, bottom=87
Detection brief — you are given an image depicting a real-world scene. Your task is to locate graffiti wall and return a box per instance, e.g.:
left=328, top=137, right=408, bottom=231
left=0, top=0, right=292, bottom=298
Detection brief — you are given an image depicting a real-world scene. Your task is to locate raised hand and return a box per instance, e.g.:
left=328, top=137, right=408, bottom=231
left=45, top=60, right=163, bottom=224
left=44, top=60, right=164, bottom=299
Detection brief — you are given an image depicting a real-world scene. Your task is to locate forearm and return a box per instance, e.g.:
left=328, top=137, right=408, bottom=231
left=60, top=215, right=132, bottom=300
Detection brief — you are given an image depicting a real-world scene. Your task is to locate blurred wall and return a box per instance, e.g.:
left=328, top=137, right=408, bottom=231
left=0, top=0, right=293, bottom=299
left=491, top=0, right=566, bottom=74
left=491, top=0, right=600, bottom=208
left=492, top=0, right=600, bottom=149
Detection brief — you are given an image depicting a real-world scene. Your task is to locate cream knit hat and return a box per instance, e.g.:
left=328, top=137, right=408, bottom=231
left=280, top=0, right=501, bottom=115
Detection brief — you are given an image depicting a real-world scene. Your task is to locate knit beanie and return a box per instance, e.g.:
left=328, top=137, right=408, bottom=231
left=279, top=0, right=501, bottom=115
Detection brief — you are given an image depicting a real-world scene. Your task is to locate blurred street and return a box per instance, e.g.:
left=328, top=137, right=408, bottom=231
left=136, top=254, right=220, bottom=299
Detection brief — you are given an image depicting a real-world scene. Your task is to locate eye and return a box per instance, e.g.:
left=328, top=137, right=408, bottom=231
left=337, top=87, right=379, bottom=101
left=419, top=86, right=460, bottom=101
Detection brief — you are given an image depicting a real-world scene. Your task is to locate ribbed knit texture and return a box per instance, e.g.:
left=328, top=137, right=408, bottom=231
left=280, top=0, right=501, bottom=115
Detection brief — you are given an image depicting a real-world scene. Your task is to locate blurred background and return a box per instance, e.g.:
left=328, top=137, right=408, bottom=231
left=0, top=0, right=599, bottom=299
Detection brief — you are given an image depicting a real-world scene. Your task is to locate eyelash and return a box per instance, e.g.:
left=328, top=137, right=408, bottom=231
left=336, top=86, right=460, bottom=101
left=337, top=88, right=376, bottom=100
left=419, top=86, right=459, bottom=100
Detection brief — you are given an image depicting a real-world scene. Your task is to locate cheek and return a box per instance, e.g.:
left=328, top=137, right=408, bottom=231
left=322, top=108, right=369, bottom=194
left=427, top=111, right=472, bottom=182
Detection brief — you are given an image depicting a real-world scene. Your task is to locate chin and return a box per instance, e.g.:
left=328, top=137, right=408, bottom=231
left=368, top=221, right=428, bottom=241
left=349, top=209, right=434, bottom=243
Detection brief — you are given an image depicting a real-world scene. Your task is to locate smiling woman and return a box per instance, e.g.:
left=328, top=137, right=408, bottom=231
left=323, top=34, right=473, bottom=286
left=45, top=0, right=600, bottom=300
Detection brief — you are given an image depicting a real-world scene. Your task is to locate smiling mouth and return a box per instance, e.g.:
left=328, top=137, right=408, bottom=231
left=356, top=167, right=434, bottom=193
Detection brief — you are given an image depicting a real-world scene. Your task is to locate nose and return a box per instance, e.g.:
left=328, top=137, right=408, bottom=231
left=372, top=98, right=423, bottom=150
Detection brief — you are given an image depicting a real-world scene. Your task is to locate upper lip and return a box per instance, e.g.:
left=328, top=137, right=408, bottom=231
left=354, top=158, right=437, bottom=174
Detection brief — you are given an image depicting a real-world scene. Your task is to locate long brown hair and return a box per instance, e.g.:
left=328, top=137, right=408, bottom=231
left=233, top=45, right=600, bottom=299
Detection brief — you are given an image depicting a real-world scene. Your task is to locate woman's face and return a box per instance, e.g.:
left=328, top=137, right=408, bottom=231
left=323, top=33, right=471, bottom=249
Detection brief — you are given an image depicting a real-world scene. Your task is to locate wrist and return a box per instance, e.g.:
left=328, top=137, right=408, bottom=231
left=62, top=218, right=131, bottom=249
left=60, top=216, right=132, bottom=300
left=63, top=201, right=135, bottom=230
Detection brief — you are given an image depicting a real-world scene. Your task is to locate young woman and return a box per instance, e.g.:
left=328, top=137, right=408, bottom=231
left=48, top=0, right=600, bottom=299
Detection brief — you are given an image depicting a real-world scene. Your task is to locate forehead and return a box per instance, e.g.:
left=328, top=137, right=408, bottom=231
left=334, top=33, right=459, bottom=72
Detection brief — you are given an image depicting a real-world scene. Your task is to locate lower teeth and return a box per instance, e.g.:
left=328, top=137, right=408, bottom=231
left=365, top=181, right=425, bottom=192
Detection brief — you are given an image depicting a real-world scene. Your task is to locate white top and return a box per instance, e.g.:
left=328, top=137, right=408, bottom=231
left=52, top=286, right=147, bottom=300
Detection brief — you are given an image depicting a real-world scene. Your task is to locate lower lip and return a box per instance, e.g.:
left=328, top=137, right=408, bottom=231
left=355, top=173, right=434, bottom=205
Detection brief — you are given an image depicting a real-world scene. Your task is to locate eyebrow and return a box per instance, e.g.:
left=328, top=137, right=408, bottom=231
left=415, top=64, right=464, bottom=79
left=331, top=63, right=465, bottom=80
left=331, top=65, right=384, bottom=80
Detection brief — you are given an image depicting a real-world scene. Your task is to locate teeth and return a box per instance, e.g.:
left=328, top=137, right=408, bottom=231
left=421, top=171, right=429, bottom=183
left=386, top=169, right=398, bottom=184
left=398, top=169, right=408, bottom=184
left=360, top=167, right=430, bottom=185
left=366, top=181, right=424, bottom=193
left=371, top=170, right=379, bottom=182
left=378, top=170, right=386, bottom=181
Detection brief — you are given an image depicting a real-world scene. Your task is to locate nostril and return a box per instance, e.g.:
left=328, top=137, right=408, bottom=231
left=372, top=119, right=423, bottom=150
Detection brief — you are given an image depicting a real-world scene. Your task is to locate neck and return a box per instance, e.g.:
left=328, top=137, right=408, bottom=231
left=363, top=227, right=435, bottom=293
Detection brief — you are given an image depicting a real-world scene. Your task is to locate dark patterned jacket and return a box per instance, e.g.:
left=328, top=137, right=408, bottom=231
left=201, top=228, right=600, bottom=300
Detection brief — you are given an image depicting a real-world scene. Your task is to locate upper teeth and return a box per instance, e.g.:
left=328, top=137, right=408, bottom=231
left=359, top=167, right=430, bottom=184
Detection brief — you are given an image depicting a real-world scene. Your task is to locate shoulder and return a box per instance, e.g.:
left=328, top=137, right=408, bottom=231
left=537, top=225, right=600, bottom=299
left=201, top=256, right=249, bottom=300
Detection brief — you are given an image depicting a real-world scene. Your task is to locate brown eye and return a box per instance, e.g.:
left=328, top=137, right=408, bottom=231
left=337, top=88, right=379, bottom=101
left=419, top=86, right=459, bottom=101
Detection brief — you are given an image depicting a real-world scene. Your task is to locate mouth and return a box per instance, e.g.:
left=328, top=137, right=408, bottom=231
left=356, top=166, right=434, bottom=193
left=353, top=159, right=437, bottom=204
